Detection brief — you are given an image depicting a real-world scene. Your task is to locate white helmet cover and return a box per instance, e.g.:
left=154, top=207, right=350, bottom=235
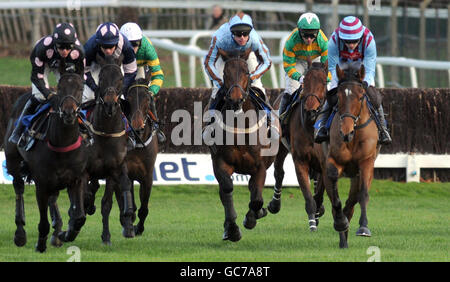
left=120, top=22, right=143, bottom=41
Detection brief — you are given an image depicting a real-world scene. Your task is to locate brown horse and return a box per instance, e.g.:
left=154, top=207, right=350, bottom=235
left=3, top=69, right=88, bottom=253
left=204, top=52, right=278, bottom=242
left=268, top=61, right=328, bottom=231
left=321, top=63, right=380, bottom=248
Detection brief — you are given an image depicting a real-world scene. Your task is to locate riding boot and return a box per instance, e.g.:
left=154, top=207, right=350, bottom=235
left=376, top=105, right=392, bottom=145
left=313, top=100, right=331, bottom=143
left=278, top=91, right=291, bottom=119
left=8, top=97, right=40, bottom=145
left=149, top=98, right=166, bottom=144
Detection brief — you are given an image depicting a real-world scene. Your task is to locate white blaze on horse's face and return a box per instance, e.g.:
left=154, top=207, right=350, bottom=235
left=345, top=88, right=351, bottom=97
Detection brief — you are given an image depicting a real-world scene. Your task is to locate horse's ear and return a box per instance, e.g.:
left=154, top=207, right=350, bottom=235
left=116, top=54, right=124, bottom=66
left=358, top=64, right=365, bottom=82
left=144, top=69, right=152, bottom=85
left=96, top=53, right=106, bottom=67
left=336, top=64, right=345, bottom=80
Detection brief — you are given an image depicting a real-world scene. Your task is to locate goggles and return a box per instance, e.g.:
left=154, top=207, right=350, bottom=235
left=130, top=40, right=141, bottom=48
left=56, top=43, right=74, bottom=50
left=232, top=31, right=250, bottom=37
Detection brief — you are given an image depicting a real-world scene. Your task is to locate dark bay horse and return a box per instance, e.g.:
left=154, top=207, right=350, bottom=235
left=321, top=63, right=380, bottom=248
left=86, top=77, right=158, bottom=238
left=204, top=52, right=278, bottom=242
left=268, top=61, right=328, bottom=231
left=83, top=55, right=134, bottom=244
left=4, top=69, right=88, bottom=252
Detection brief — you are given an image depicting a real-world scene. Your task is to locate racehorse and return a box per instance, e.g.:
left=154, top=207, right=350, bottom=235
left=83, top=54, right=135, bottom=244
left=85, top=76, right=159, bottom=238
left=321, top=63, right=380, bottom=248
left=204, top=51, right=278, bottom=242
left=267, top=61, right=328, bottom=231
left=4, top=65, right=88, bottom=252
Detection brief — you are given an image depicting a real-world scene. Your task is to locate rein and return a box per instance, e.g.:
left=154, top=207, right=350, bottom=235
left=224, top=57, right=250, bottom=103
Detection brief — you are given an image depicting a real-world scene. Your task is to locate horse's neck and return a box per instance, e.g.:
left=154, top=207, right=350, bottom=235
left=47, top=117, right=79, bottom=147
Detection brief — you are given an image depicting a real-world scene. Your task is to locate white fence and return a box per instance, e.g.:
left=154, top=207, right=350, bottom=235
left=145, top=30, right=450, bottom=88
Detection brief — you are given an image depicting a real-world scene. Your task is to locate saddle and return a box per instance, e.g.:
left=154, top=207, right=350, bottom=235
left=280, top=87, right=302, bottom=127
left=19, top=104, right=51, bottom=151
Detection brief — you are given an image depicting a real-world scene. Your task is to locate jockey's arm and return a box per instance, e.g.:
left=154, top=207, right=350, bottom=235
left=327, top=35, right=340, bottom=86
left=249, top=37, right=272, bottom=82
left=363, top=39, right=377, bottom=86
left=83, top=35, right=99, bottom=92
left=140, top=37, right=164, bottom=95
left=30, top=41, right=52, bottom=98
left=204, top=35, right=223, bottom=87
left=122, top=44, right=138, bottom=94
left=283, top=38, right=301, bottom=81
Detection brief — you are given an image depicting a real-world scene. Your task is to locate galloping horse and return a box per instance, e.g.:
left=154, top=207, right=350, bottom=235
left=321, top=63, right=380, bottom=248
left=83, top=55, right=134, bottom=244
left=4, top=66, right=88, bottom=252
left=204, top=51, right=278, bottom=242
left=86, top=76, right=159, bottom=237
left=268, top=61, right=328, bottom=231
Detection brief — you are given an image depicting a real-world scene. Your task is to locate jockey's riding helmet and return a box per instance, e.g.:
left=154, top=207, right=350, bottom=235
left=297, top=13, right=320, bottom=37
left=53, top=23, right=77, bottom=45
left=96, top=22, right=120, bottom=46
left=120, top=22, right=143, bottom=42
left=229, top=12, right=253, bottom=33
left=338, top=16, right=364, bottom=41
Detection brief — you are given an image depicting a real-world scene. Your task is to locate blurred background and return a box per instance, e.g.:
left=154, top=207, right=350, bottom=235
left=0, top=0, right=449, bottom=88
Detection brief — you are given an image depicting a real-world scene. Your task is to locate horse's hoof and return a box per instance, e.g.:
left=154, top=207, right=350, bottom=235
left=317, top=205, right=325, bottom=218
left=86, top=205, right=96, bottom=216
left=50, top=234, right=63, bottom=247
left=356, top=226, right=372, bottom=237
left=243, top=211, right=257, bottom=230
left=14, top=230, right=27, bottom=247
left=267, top=199, right=280, bottom=214
left=122, top=226, right=135, bottom=238
left=256, top=208, right=268, bottom=219
left=102, top=240, right=112, bottom=246
left=134, top=225, right=144, bottom=236
left=223, top=222, right=241, bottom=242
left=35, top=238, right=47, bottom=253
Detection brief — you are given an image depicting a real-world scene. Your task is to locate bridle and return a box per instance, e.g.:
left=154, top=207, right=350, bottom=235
left=127, top=83, right=152, bottom=131
left=224, top=57, right=250, bottom=105
left=337, top=80, right=372, bottom=130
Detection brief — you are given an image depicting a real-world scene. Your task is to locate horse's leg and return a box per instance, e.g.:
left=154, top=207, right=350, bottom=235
left=313, top=173, right=326, bottom=224
left=101, top=180, right=114, bottom=245
left=85, top=179, right=100, bottom=216
left=118, top=165, right=135, bottom=238
left=59, top=176, right=87, bottom=242
left=325, top=159, right=349, bottom=248
left=244, top=166, right=267, bottom=230
left=12, top=176, right=27, bottom=247
left=214, top=160, right=240, bottom=242
left=356, top=159, right=374, bottom=237
left=48, top=192, right=63, bottom=247
left=135, top=177, right=153, bottom=236
left=293, top=160, right=317, bottom=231
left=343, top=176, right=359, bottom=223
left=35, top=186, right=50, bottom=253
left=268, top=144, right=288, bottom=214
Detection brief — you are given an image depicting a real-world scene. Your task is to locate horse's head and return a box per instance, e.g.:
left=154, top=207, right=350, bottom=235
left=126, top=78, right=152, bottom=134
left=96, top=54, right=124, bottom=117
left=222, top=50, right=251, bottom=113
left=301, top=58, right=328, bottom=121
left=336, top=62, right=366, bottom=143
left=54, top=62, right=84, bottom=125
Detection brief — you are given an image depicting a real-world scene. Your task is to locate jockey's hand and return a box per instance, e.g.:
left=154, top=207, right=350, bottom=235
left=362, top=81, right=369, bottom=90
left=46, top=91, right=57, bottom=101
left=298, top=75, right=304, bottom=85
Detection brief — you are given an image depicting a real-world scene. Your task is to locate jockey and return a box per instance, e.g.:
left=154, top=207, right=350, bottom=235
left=9, top=22, right=85, bottom=145
left=83, top=22, right=137, bottom=103
left=314, top=16, right=392, bottom=145
left=279, top=12, right=329, bottom=118
left=204, top=12, right=272, bottom=112
left=120, top=22, right=166, bottom=143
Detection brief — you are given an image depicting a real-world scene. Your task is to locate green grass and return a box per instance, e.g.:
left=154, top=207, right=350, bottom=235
left=0, top=180, right=448, bottom=262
